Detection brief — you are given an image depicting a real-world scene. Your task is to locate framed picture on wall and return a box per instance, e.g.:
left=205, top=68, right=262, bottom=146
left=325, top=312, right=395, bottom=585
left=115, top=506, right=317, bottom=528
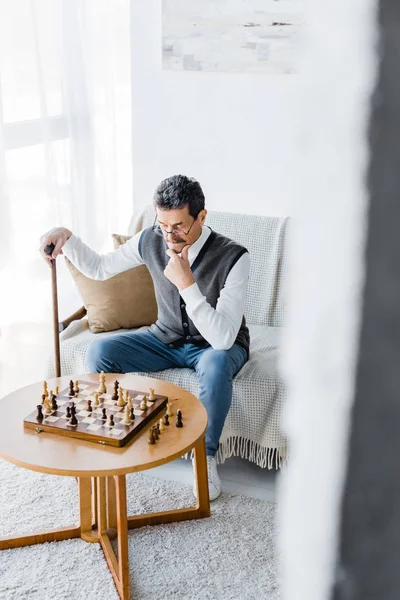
left=162, top=0, right=300, bottom=74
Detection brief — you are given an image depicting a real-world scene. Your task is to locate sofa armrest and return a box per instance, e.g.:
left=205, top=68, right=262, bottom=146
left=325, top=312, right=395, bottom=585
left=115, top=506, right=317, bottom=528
left=59, top=306, right=87, bottom=333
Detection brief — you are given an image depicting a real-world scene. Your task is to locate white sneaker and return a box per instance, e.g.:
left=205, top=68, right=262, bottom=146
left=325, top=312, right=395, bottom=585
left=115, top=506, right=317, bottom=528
left=192, top=455, right=221, bottom=502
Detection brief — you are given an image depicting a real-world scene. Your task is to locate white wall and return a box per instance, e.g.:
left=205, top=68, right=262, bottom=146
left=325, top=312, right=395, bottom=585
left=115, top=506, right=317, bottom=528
left=131, top=0, right=297, bottom=217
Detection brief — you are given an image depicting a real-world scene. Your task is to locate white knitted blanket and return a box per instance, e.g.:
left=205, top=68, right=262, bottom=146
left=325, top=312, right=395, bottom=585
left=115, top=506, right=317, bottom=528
left=47, top=208, right=288, bottom=469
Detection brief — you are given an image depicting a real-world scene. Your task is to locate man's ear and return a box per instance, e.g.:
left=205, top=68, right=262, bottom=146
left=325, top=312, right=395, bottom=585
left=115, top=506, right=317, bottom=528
left=199, top=209, right=207, bottom=225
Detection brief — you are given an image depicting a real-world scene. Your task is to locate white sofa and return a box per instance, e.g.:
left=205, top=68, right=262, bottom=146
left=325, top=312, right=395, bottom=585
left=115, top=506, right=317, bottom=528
left=47, top=206, right=288, bottom=469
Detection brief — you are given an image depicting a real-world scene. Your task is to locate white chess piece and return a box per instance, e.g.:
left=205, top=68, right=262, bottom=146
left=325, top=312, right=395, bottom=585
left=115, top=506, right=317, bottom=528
left=159, top=417, right=165, bottom=432
left=122, top=405, right=131, bottom=425
left=149, top=388, right=156, bottom=402
left=94, top=393, right=100, bottom=406
left=140, top=395, right=148, bottom=411
left=127, top=396, right=133, bottom=409
left=117, top=387, right=125, bottom=407
left=166, top=403, right=172, bottom=417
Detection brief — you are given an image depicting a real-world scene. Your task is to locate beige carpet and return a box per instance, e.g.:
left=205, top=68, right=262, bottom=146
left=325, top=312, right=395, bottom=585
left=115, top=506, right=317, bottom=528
left=0, top=457, right=279, bottom=600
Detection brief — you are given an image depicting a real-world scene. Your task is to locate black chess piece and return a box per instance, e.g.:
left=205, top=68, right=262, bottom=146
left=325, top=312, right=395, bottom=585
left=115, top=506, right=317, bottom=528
left=112, top=380, right=119, bottom=401
left=164, top=414, right=170, bottom=426
left=86, top=400, right=92, bottom=413
left=148, top=428, right=155, bottom=445
left=108, top=415, right=115, bottom=427
left=69, top=380, right=75, bottom=397
left=153, top=425, right=159, bottom=441
left=41, top=394, right=46, bottom=405
left=51, top=394, right=58, bottom=411
left=101, top=407, right=107, bottom=420
left=176, top=410, right=183, bottom=428
left=36, top=405, right=44, bottom=421
left=66, top=406, right=71, bottom=419
left=69, top=409, right=78, bottom=426
left=129, top=408, right=135, bottom=421
left=156, top=423, right=160, bottom=435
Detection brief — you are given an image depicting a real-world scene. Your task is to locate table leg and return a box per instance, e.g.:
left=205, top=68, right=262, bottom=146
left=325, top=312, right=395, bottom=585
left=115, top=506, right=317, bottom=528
left=127, top=434, right=210, bottom=529
left=97, top=475, right=130, bottom=600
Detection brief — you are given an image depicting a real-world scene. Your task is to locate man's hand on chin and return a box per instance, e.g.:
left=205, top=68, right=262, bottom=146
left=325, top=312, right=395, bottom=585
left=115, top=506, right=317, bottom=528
left=164, top=245, right=195, bottom=291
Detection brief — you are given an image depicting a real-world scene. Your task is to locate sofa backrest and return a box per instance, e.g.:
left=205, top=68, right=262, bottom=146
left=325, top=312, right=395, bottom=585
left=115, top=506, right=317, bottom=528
left=128, top=205, right=288, bottom=327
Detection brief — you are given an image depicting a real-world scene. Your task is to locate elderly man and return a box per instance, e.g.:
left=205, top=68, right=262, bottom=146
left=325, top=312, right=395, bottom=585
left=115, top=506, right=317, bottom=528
left=40, top=175, right=250, bottom=500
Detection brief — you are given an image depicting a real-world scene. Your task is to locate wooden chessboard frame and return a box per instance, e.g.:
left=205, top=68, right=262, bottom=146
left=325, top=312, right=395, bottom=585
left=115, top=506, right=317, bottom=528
left=23, top=380, right=168, bottom=447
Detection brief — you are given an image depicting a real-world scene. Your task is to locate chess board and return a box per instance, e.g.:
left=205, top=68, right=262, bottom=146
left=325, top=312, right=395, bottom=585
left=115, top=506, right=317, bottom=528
left=23, top=380, right=169, bottom=447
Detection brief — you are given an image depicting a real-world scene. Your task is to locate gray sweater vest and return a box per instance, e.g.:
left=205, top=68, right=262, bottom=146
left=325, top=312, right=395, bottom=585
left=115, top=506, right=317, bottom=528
left=138, top=227, right=250, bottom=356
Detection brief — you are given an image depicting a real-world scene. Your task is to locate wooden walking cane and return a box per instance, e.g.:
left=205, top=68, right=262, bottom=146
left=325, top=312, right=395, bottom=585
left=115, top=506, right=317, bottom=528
left=44, top=243, right=61, bottom=377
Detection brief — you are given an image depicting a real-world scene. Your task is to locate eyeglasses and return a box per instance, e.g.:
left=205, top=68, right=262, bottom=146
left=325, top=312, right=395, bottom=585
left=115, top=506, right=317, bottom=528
left=152, top=215, right=197, bottom=237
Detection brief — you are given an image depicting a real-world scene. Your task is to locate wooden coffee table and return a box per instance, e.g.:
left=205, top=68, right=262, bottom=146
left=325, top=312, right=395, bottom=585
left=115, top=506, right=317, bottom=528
left=0, top=373, right=210, bottom=600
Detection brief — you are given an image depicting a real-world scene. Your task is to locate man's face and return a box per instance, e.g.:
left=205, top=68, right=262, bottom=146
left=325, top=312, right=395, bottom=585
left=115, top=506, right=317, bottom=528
left=156, top=205, right=206, bottom=253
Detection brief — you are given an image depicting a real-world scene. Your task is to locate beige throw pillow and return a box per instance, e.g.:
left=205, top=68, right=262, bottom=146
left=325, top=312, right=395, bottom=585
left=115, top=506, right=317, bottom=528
left=65, top=234, right=158, bottom=333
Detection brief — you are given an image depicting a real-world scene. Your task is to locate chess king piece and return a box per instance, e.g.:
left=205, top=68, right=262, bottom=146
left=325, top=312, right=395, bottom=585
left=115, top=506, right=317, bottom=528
left=176, top=409, right=183, bottom=428
left=140, top=395, right=148, bottom=411
left=122, top=405, right=131, bottom=425
left=36, top=405, right=44, bottom=421
left=117, top=387, right=125, bottom=407
left=74, top=380, right=79, bottom=394
left=69, top=380, right=75, bottom=397
left=149, top=388, right=156, bottom=402
left=112, top=380, right=119, bottom=401
left=163, top=414, right=170, bottom=426
left=97, top=370, right=107, bottom=394
left=159, top=417, right=165, bottom=432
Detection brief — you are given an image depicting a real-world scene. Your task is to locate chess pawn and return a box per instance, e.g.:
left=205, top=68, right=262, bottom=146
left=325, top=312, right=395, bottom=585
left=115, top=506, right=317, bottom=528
left=153, top=425, right=159, bottom=441
left=108, top=414, right=115, bottom=427
left=122, top=405, right=131, bottom=425
left=55, top=385, right=59, bottom=395
left=117, top=387, right=125, bottom=407
left=176, top=409, right=183, bottom=428
left=69, top=380, right=75, bottom=397
left=159, top=417, right=165, bottom=432
left=163, top=414, right=170, bottom=426
left=140, top=395, right=148, bottom=411
left=149, top=388, right=156, bottom=402
left=94, top=393, right=100, bottom=406
left=148, top=427, right=155, bottom=445
left=36, top=405, right=44, bottom=421
left=129, top=407, right=135, bottom=421
left=166, top=403, right=173, bottom=417
left=69, top=408, right=78, bottom=427
left=74, top=380, right=79, bottom=394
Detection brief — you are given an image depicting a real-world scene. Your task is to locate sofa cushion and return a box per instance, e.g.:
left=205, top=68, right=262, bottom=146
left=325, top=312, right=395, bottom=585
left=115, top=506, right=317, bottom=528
left=64, top=234, right=157, bottom=333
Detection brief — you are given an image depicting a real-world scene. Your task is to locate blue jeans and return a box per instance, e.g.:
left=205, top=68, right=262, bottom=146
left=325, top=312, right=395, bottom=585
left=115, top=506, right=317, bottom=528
left=86, top=330, right=247, bottom=456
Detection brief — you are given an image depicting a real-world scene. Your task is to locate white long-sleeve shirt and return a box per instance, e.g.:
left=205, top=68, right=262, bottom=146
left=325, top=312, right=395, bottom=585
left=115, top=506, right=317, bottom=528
left=63, top=226, right=250, bottom=351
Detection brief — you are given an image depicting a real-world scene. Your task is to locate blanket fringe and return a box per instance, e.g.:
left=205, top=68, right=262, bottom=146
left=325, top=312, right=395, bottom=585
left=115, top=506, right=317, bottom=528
left=181, top=437, right=287, bottom=470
